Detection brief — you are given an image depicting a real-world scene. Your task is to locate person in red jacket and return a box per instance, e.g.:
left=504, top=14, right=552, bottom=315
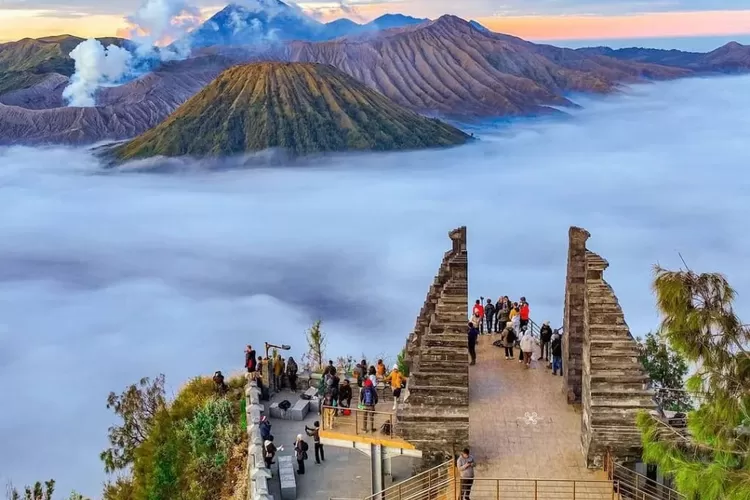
left=519, top=297, right=530, bottom=330
left=472, top=299, right=485, bottom=334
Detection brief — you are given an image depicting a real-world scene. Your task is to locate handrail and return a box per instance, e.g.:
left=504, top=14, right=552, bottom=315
left=606, top=450, right=685, bottom=500
left=320, top=404, right=398, bottom=438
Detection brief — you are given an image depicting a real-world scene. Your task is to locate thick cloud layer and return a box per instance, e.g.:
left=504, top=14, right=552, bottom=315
left=1, top=74, right=750, bottom=496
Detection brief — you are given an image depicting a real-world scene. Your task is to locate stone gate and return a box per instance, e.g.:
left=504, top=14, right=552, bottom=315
left=563, top=227, right=655, bottom=467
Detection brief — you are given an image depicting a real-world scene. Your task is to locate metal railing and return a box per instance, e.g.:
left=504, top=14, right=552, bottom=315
left=321, top=404, right=397, bottom=438
left=363, top=460, right=455, bottom=500
left=461, top=478, right=618, bottom=500
left=605, top=452, right=685, bottom=500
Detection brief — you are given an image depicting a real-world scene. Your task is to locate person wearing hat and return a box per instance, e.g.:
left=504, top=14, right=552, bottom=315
left=385, top=364, right=407, bottom=410
left=539, top=320, right=553, bottom=362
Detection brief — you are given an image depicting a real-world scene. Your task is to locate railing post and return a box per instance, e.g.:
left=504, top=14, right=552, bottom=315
left=398, top=483, right=402, bottom=500
left=355, top=408, right=359, bottom=436
left=534, top=481, right=537, bottom=500
left=611, top=480, right=615, bottom=500
left=573, top=481, right=576, bottom=500
left=496, top=479, right=499, bottom=500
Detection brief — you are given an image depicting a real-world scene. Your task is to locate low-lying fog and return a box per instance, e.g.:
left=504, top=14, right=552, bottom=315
left=1, top=74, right=749, bottom=496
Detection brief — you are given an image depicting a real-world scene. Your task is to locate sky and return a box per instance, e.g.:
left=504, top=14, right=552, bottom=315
left=1, top=73, right=750, bottom=497
left=1, top=0, right=750, bottom=48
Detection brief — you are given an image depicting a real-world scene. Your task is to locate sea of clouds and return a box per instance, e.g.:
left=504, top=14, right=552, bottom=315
left=1, top=74, right=750, bottom=496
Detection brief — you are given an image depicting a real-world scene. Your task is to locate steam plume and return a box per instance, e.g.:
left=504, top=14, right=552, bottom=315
left=62, top=40, right=133, bottom=107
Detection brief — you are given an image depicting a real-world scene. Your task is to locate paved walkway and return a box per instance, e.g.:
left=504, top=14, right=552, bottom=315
left=469, top=334, right=606, bottom=481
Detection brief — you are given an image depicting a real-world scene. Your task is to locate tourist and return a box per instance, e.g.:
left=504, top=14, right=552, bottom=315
left=360, top=378, right=378, bottom=432
left=245, top=345, right=257, bottom=374
left=512, top=313, right=522, bottom=361
left=321, top=392, right=335, bottom=428
left=294, top=435, right=307, bottom=475
left=368, top=365, right=378, bottom=387
left=305, top=420, right=325, bottom=464
left=495, top=296, right=510, bottom=333
left=264, top=436, right=277, bottom=469
left=457, top=448, right=476, bottom=500
left=213, top=371, right=227, bottom=395
left=273, top=354, right=284, bottom=392
left=509, top=302, right=519, bottom=322
left=519, top=297, right=530, bottom=330
left=329, top=367, right=340, bottom=404
left=520, top=328, right=536, bottom=368
left=339, top=379, right=353, bottom=408
left=484, top=298, right=495, bottom=334
left=286, top=356, right=298, bottom=392
left=472, top=299, right=485, bottom=334
left=551, top=332, right=563, bottom=376
left=502, top=324, right=516, bottom=360
left=539, top=321, right=553, bottom=361
left=468, top=321, right=479, bottom=366
left=260, top=415, right=272, bottom=441
left=376, top=359, right=386, bottom=380
left=356, top=359, right=367, bottom=387
left=385, top=364, right=407, bottom=410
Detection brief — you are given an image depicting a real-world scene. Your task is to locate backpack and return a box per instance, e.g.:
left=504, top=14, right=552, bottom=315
left=363, top=387, right=375, bottom=406
left=301, top=440, right=309, bottom=452
left=278, top=400, right=292, bottom=411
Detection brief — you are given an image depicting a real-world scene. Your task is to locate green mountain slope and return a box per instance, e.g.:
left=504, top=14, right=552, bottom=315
left=113, top=62, right=470, bottom=159
left=0, top=35, right=128, bottom=94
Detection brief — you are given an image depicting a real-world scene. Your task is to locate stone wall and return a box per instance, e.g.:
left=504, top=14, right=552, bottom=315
left=562, top=227, right=655, bottom=468
left=397, top=227, right=469, bottom=469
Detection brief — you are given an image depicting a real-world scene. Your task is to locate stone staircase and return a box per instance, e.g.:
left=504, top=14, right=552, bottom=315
left=398, top=227, right=469, bottom=468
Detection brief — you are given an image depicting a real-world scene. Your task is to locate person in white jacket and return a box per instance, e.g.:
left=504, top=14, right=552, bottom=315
left=520, top=329, right=536, bottom=368
left=512, top=314, right=523, bottom=362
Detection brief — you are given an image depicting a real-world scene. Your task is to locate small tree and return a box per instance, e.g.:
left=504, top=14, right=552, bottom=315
left=638, top=266, right=750, bottom=499
left=101, top=375, right=167, bottom=473
left=396, top=349, right=410, bottom=377
left=305, top=320, right=325, bottom=372
left=638, top=331, right=692, bottom=412
left=5, top=480, right=54, bottom=500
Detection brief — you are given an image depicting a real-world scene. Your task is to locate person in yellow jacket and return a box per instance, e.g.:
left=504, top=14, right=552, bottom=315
left=385, top=365, right=407, bottom=410
left=376, top=359, right=386, bottom=382
left=509, top=303, right=519, bottom=321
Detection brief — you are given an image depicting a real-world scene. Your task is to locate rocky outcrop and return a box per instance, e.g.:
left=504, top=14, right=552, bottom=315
left=397, top=226, right=469, bottom=469
left=563, top=227, right=655, bottom=468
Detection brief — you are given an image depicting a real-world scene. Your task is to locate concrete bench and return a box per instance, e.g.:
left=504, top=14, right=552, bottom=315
left=278, top=455, right=297, bottom=499
left=290, top=399, right=310, bottom=421
left=269, top=402, right=285, bottom=419
left=303, top=387, right=317, bottom=399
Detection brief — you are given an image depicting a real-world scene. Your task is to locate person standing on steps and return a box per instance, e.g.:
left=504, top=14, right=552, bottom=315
left=551, top=332, right=563, bottom=376
left=472, top=299, right=485, bottom=334
left=305, top=421, right=325, bottom=464
left=519, top=297, right=530, bottom=330
left=484, top=298, right=495, bottom=334
left=468, top=321, right=479, bottom=366
left=286, top=356, right=298, bottom=392
left=294, top=434, right=307, bottom=475
left=360, top=378, right=378, bottom=432
left=539, top=321, right=553, bottom=362
left=457, top=448, right=475, bottom=500
left=273, top=354, right=284, bottom=392
left=384, top=364, right=407, bottom=410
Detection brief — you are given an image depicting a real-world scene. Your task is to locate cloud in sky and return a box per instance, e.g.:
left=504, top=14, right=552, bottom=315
left=1, top=74, right=750, bottom=496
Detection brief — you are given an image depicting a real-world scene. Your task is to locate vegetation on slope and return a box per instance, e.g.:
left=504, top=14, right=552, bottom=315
left=101, top=374, right=248, bottom=500
left=113, top=62, right=470, bottom=160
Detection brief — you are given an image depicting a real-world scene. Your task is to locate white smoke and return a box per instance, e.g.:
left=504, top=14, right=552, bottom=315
left=64, top=0, right=202, bottom=107
left=62, top=40, right=133, bottom=107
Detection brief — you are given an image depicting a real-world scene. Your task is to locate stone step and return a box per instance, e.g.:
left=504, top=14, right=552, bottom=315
left=591, top=373, right=649, bottom=384
left=404, top=385, right=469, bottom=406
left=590, top=387, right=653, bottom=398
left=410, top=371, right=468, bottom=387
left=591, top=346, right=641, bottom=357
left=590, top=396, right=655, bottom=408
left=590, top=358, right=641, bottom=370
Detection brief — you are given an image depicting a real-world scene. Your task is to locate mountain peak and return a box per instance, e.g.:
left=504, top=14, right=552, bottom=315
left=112, top=62, right=469, bottom=159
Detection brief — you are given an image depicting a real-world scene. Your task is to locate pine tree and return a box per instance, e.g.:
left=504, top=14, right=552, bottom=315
left=305, top=320, right=325, bottom=372
left=637, top=266, right=750, bottom=499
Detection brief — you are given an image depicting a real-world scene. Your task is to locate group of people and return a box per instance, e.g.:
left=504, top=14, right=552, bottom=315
left=468, top=296, right=564, bottom=375
left=318, top=358, right=407, bottom=433
left=244, top=345, right=300, bottom=396
left=259, top=414, right=317, bottom=476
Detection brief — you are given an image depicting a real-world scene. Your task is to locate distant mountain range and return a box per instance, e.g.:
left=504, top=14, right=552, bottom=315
left=112, top=62, right=469, bottom=159
left=0, top=2, right=748, bottom=147
left=187, top=1, right=427, bottom=47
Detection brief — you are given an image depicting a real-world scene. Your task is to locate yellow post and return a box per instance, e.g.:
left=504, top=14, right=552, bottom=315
left=355, top=409, right=359, bottom=436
